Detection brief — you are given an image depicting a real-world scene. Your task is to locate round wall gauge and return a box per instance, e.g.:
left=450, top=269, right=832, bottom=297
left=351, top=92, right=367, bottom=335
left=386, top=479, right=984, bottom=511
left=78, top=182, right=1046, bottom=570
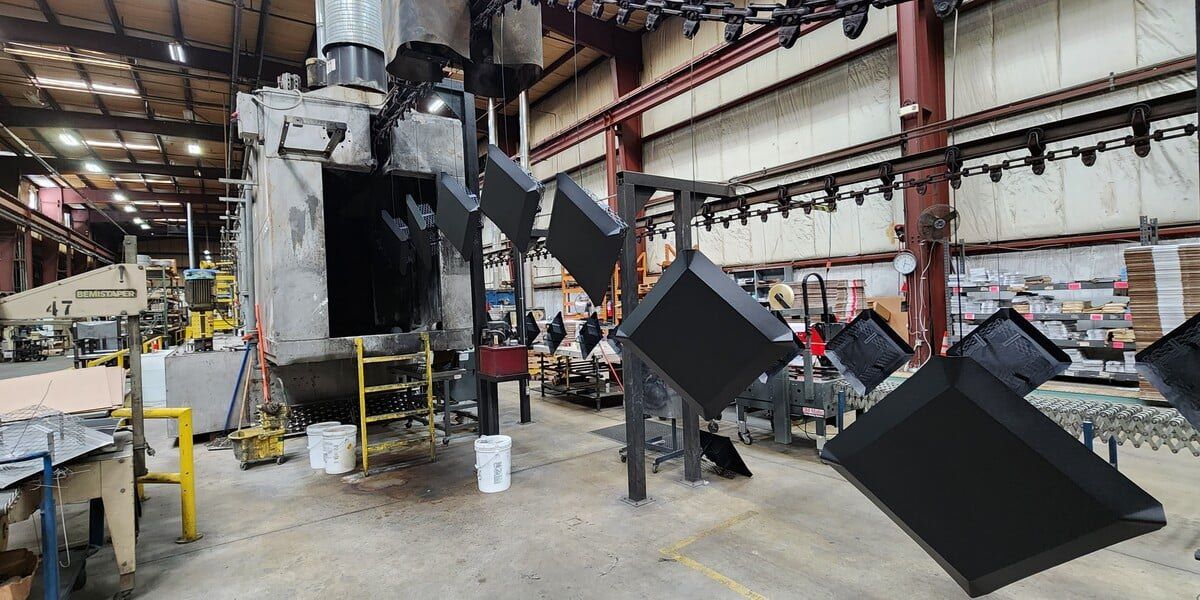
left=893, top=251, right=918, bottom=275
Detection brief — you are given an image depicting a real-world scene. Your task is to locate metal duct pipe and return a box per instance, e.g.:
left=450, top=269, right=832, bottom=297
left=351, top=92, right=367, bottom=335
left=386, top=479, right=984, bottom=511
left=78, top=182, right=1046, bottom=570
left=314, top=0, right=325, bottom=57
left=322, top=0, right=384, bottom=52
left=318, top=0, right=386, bottom=92
left=186, top=202, right=195, bottom=269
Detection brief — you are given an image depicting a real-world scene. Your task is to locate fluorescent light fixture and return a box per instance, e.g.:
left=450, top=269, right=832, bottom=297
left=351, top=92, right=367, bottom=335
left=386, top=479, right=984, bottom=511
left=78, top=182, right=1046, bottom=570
left=83, top=162, right=102, bottom=173
left=427, top=96, right=446, bottom=113
left=90, top=82, right=137, bottom=95
left=114, top=177, right=173, bottom=184
left=132, top=217, right=144, bottom=224
left=158, top=201, right=181, bottom=207
left=5, top=44, right=130, bottom=70
left=123, top=204, right=137, bottom=213
left=132, top=200, right=157, bottom=205
left=140, top=223, right=151, bottom=230
left=112, top=192, right=127, bottom=201
left=0, top=150, right=16, bottom=157
left=59, top=132, right=80, bottom=146
left=168, top=42, right=187, bottom=63
left=33, top=77, right=139, bottom=98
left=187, top=142, right=202, bottom=155
left=35, top=77, right=86, bottom=89
left=67, top=203, right=85, bottom=210
left=27, top=175, right=57, bottom=188
left=86, top=140, right=158, bottom=151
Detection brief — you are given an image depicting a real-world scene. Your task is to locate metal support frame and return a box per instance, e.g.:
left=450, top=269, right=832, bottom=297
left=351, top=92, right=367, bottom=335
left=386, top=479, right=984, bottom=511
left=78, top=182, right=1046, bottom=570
left=617, top=171, right=735, bottom=503
left=432, top=79, right=490, bottom=435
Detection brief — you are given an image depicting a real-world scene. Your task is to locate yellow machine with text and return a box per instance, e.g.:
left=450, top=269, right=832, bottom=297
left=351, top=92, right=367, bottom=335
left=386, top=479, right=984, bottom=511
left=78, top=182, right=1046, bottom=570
left=208, top=260, right=239, bottom=333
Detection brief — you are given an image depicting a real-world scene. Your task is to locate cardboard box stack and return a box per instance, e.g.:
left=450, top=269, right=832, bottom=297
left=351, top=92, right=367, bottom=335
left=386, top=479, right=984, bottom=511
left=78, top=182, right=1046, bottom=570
left=1122, top=243, right=1200, bottom=404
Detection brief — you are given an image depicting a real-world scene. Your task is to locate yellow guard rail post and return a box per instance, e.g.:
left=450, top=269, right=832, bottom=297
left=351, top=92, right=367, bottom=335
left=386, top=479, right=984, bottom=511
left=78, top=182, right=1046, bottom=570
left=111, top=406, right=203, bottom=543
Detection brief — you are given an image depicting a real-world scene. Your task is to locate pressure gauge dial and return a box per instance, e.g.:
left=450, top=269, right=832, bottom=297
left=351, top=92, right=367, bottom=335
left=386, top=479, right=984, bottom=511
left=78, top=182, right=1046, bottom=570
left=893, top=251, right=918, bottom=275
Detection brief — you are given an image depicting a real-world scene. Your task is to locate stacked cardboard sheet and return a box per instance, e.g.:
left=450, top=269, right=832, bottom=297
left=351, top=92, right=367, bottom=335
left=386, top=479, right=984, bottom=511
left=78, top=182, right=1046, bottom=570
left=1123, top=244, right=1200, bottom=403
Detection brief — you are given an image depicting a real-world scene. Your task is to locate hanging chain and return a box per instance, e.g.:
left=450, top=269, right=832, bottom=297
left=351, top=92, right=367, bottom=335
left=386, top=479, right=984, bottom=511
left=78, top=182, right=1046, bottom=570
left=631, top=122, right=1197, bottom=241
left=523, top=0, right=960, bottom=43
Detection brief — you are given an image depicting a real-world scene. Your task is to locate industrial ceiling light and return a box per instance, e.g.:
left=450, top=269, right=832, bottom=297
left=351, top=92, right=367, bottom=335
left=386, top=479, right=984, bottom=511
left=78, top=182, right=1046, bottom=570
left=131, top=217, right=144, bottom=225
left=480, top=145, right=541, bottom=253
left=139, top=223, right=151, bottom=230
left=112, top=192, right=127, bottom=201
left=86, top=140, right=158, bottom=151
left=404, top=195, right=438, bottom=269
left=821, top=356, right=1165, bottom=598
left=947, top=308, right=1071, bottom=398
left=1135, top=311, right=1200, bottom=430
left=578, top=312, right=603, bottom=358
left=5, top=44, right=130, bottom=70
left=546, top=312, right=567, bottom=354
left=123, top=204, right=137, bottom=213
left=168, top=42, right=187, bottom=63
left=824, top=309, right=914, bottom=395
left=434, top=172, right=481, bottom=259
left=58, top=132, right=80, bottom=146
left=546, top=172, right=626, bottom=305
left=187, top=142, right=203, bottom=155
left=83, top=162, right=103, bottom=173
left=90, top=82, right=138, bottom=95
left=615, top=249, right=797, bottom=420
left=427, top=95, right=446, bottom=113
left=35, top=77, right=138, bottom=98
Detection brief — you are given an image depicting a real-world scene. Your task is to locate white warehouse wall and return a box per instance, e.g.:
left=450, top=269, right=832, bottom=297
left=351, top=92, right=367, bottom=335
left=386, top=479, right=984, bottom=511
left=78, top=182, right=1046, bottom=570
left=516, top=0, right=1197, bottom=302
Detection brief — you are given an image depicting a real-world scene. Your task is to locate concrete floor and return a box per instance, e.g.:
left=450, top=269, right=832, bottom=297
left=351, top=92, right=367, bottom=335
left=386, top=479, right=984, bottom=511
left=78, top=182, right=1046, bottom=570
left=6, top=385, right=1200, bottom=599
left=0, top=355, right=75, bottom=379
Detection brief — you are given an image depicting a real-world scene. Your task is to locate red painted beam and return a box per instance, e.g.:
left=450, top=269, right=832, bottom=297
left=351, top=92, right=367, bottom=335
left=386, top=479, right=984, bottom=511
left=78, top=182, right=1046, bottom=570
left=897, top=0, right=948, bottom=361
left=0, top=195, right=115, bottom=262
left=541, top=5, right=642, bottom=61
left=530, top=19, right=833, bottom=163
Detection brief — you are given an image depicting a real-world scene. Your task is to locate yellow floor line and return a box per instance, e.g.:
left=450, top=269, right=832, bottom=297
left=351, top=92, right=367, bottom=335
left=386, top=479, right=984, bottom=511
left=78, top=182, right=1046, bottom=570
left=660, top=511, right=766, bottom=600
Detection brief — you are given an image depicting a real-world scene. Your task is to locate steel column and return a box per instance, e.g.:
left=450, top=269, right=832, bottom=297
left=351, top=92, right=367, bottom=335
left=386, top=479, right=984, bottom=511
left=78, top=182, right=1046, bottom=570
left=674, top=190, right=703, bottom=483
left=123, top=235, right=147, bottom=478
left=897, top=0, right=949, bottom=361
left=617, top=180, right=648, bottom=503
left=516, top=91, right=532, bottom=423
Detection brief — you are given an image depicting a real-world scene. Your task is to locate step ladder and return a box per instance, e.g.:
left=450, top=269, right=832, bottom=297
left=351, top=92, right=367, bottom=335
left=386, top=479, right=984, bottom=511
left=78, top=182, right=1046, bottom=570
left=354, top=333, right=436, bottom=475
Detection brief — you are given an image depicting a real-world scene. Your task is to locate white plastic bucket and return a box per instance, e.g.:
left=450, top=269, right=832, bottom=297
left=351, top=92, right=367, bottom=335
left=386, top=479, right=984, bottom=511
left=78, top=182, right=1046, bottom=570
left=474, top=435, right=512, bottom=493
left=321, top=425, right=358, bottom=475
left=305, top=421, right=342, bottom=469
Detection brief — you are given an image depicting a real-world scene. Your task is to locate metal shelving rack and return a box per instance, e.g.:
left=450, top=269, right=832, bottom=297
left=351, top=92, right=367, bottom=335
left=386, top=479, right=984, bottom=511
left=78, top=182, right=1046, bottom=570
left=536, top=353, right=622, bottom=410
left=950, top=279, right=1137, bottom=384
left=728, top=266, right=793, bottom=304
left=144, top=264, right=185, bottom=346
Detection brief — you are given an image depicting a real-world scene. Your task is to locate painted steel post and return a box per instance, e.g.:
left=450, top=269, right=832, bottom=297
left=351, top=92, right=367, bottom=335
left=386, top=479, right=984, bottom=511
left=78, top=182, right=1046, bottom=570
left=837, top=387, right=846, bottom=433
left=39, top=441, right=59, bottom=597
left=1082, top=420, right=1095, bottom=451
left=1108, top=436, right=1119, bottom=469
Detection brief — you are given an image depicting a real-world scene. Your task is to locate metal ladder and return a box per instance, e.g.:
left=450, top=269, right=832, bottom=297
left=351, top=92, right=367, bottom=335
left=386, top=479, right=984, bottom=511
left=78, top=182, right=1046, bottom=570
left=354, top=333, right=436, bottom=475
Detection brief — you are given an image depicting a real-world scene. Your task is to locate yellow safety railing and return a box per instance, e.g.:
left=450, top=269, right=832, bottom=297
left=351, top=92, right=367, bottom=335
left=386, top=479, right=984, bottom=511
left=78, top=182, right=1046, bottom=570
left=84, top=336, right=164, bottom=369
left=111, top=406, right=202, bottom=544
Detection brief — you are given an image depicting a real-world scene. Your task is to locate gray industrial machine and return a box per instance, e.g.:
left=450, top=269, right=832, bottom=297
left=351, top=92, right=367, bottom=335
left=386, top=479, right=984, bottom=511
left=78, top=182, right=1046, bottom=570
left=230, top=0, right=547, bottom=412
left=235, top=83, right=474, bottom=404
